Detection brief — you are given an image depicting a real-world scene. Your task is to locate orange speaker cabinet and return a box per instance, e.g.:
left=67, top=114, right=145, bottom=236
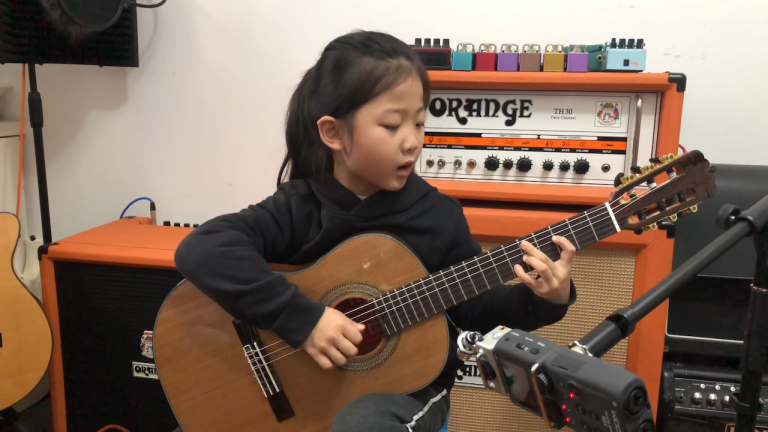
left=445, top=204, right=673, bottom=432
left=39, top=217, right=191, bottom=432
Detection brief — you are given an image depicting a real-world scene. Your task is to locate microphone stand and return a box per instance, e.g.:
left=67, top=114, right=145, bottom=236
left=570, top=195, right=768, bottom=432
left=27, top=63, right=53, bottom=245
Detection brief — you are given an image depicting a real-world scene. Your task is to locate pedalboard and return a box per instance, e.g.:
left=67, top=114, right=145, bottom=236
left=411, top=37, right=646, bottom=72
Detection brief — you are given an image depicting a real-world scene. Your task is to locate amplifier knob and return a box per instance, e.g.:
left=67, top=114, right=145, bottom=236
left=543, top=159, right=554, bottom=171
left=723, top=395, right=733, bottom=408
left=559, top=160, right=571, bottom=172
left=453, top=159, right=462, bottom=169
left=467, top=159, right=477, bottom=169
left=516, top=156, right=532, bottom=172
left=574, top=158, right=590, bottom=175
left=692, top=392, right=703, bottom=404
left=437, top=158, right=446, bottom=169
left=484, top=155, right=500, bottom=171
left=426, top=158, right=435, bottom=168
left=707, top=394, right=718, bottom=405
left=502, top=158, right=514, bottom=170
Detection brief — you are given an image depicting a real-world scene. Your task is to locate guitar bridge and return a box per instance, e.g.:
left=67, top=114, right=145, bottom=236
left=232, top=320, right=295, bottom=423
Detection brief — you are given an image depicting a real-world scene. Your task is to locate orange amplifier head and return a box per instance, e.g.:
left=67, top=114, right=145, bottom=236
left=39, top=217, right=191, bottom=432
left=417, top=71, right=686, bottom=206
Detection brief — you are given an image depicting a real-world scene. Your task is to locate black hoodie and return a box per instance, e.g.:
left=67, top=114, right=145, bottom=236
left=174, top=172, right=576, bottom=391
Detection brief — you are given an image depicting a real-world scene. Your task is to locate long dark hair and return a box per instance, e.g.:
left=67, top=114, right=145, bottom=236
left=277, top=30, right=430, bottom=186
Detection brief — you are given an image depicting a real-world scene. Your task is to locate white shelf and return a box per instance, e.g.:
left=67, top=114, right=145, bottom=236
left=0, top=121, right=22, bottom=138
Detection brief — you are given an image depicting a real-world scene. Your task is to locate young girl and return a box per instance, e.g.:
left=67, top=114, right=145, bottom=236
left=174, top=30, right=577, bottom=432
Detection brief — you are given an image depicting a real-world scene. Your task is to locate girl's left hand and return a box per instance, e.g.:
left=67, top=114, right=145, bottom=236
left=513, top=236, right=575, bottom=303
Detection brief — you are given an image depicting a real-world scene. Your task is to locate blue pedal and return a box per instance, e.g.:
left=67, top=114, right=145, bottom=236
left=601, top=38, right=646, bottom=72
left=452, top=43, right=475, bottom=71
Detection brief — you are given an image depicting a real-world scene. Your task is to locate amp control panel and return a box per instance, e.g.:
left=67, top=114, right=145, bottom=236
left=416, top=89, right=660, bottom=187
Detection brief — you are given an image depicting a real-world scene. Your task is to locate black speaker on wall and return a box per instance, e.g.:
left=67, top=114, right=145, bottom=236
left=0, top=0, right=139, bottom=67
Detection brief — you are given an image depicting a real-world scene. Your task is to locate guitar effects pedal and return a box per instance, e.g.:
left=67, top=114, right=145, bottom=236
left=519, top=44, right=542, bottom=71
left=565, top=45, right=589, bottom=72
left=542, top=44, right=565, bottom=72
left=412, top=37, right=452, bottom=70
left=497, top=44, right=519, bottom=71
left=601, top=37, right=646, bottom=72
left=475, top=43, right=498, bottom=71
left=452, top=43, right=475, bottom=71
left=458, top=327, right=655, bottom=432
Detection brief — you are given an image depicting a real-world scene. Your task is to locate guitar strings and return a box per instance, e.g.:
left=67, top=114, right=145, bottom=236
left=250, top=187, right=667, bottom=366
left=252, top=189, right=653, bottom=361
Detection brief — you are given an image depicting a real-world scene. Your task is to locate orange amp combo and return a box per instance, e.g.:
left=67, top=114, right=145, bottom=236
left=38, top=71, right=688, bottom=432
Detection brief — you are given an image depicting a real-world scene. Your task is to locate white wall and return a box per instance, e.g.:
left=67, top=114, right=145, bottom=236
left=1, top=0, right=767, bottom=241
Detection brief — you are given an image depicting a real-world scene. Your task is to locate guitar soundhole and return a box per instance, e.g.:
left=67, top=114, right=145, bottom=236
left=334, top=297, right=384, bottom=356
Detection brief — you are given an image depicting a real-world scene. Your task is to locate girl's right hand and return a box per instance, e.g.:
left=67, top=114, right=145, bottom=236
left=302, top=307, right=365, bottom=369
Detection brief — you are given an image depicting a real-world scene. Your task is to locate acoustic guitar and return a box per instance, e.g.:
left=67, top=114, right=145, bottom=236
left=154, top=151, right=717, bottom=431
left=0, top=212, right=53, bottom=410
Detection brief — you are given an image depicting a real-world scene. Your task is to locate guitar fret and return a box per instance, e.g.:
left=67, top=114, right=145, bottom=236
left=530, top=231, right=540, bottom=249
left=396, top=289, right=413, bottom=325
left=373, top=297, right=395, bottom=335
left=388, top=292, right=405, bottom=330
left=517, top=239, right=533, bottom=273
left=439, top=270, right=460, bottom=303
left=548, top=226, right=561, bottom=254
left=462, top=262, right=478, bottom=296
left=431, top=274, right=447, bottom=310
left=411, top=283, right=428, bottom=318
left=565, top=218, right=580, bottom=249
left=489, top=252, right=503, bottom=284
left=475, top=256, right=491, bottom=291
left=585, top=212, right=599, bottom=242
left=499, top=245, right=516, bottom=274
left=419, top=280, right=438, bottom=315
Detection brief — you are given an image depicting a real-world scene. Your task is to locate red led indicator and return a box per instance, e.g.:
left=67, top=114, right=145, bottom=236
left=566, top=417, right=571, bottom=423
left=562, top=404, right=567, bottom=410
left=570, top=393, right=575, bottom=398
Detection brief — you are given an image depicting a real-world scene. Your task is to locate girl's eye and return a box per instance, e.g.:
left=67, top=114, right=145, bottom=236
left=416, top=123, right=425, bottom=128
left=383, top=125, right=400, bottom=131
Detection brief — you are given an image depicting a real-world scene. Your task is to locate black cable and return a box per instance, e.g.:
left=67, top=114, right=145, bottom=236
left=124, top=0, right=167, bottom=8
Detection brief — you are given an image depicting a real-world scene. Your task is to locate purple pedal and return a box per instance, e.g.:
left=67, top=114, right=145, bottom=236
left=566, top=45, right=589, bottom=72
left=497, top=43, right=519, bottom=71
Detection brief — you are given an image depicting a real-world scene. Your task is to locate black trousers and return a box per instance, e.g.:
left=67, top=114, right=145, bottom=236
left=331, top=383, right=450, bottom=432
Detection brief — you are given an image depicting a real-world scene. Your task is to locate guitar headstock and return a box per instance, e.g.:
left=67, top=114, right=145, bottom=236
left=609, top=150, right=717, bottom=232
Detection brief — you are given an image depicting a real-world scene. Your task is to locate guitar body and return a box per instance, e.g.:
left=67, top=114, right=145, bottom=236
left=154, top=233, right=450, bottom=432
left=0, top=212, right=52, bottom=410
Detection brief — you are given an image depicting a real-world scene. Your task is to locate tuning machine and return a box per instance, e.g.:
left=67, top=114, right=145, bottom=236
left=681, top=204, right=698, bottom=214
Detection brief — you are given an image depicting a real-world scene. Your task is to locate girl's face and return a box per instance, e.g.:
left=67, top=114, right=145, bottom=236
left=320, top=75, right=426, bottom=197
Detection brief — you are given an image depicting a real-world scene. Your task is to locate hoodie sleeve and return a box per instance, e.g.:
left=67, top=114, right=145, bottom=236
left=443, top=203, right=577, bottom=336
left=174, top=186, right=326, bottom=347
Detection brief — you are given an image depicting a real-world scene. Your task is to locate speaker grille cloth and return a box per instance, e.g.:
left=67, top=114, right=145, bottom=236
left=447, top=245, right=637, bottom=432
left=54, top=261, right=181, bottom=431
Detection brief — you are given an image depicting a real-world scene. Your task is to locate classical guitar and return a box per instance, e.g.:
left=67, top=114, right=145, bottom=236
left=154, top=151, right=717, bottom=431
left=0, top=212, right=53, bottom=410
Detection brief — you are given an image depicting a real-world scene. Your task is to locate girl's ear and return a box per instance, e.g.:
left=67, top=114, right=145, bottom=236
left=317, top=116, right=345, bottom=152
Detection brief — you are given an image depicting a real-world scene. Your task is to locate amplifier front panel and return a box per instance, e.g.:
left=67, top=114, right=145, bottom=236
left=416, top=90, right=660, bottom=188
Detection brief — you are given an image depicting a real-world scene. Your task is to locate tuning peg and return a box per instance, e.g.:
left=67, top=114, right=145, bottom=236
left=614, top=172, right=625, bottom=187
left=643, top=222, right=657, bottom=231
left=663, top=214, right=678, bottom=222
left=630, top=166, right=642, bottom=175
left=681, top=204, right=698, bottom=214
left=658, top=221, right=676, bottom=238
left=649, top=157, right=662, bottom=164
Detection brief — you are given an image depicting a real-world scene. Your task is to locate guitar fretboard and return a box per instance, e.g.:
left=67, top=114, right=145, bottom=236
left=372, top=201, right=623, bottom=335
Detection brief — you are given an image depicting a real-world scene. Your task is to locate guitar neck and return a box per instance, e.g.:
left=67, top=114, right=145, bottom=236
left=373, top=201, right=623, bottom=334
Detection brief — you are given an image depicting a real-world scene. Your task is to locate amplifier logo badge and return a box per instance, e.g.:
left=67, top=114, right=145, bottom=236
left=595, top=102, right=622, bottom=127
left=140, top=330, right=154, bottom=359
left=133, top=361, right=158, bottom=379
